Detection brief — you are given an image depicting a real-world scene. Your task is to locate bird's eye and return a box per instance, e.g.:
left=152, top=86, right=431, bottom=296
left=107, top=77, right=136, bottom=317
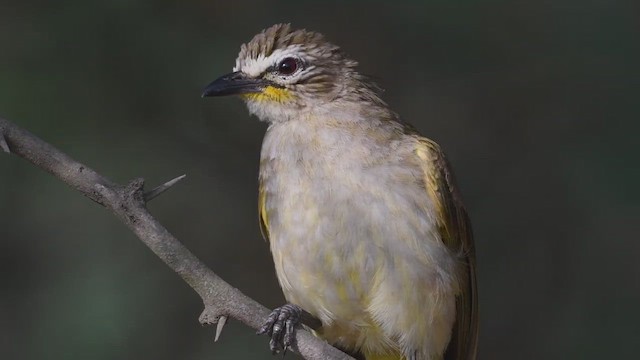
left=276, top=57, right=299, bottom=76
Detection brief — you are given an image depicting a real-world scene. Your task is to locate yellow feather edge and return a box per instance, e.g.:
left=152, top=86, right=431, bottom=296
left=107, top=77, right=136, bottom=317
left=258, top=181, right=269, bottom=242
left=414, top=137, right=479, bottom=360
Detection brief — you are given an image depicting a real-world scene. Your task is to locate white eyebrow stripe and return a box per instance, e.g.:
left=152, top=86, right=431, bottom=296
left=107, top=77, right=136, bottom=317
left=234, top=46, right=304, bottom=77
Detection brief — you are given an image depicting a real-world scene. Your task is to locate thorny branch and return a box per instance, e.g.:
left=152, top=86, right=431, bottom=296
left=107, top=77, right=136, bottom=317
left=0, top=117, right=354, bottom=360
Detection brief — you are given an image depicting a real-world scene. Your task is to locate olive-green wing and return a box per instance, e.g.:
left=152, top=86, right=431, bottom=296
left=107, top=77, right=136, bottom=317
left=416, top=138, right=479, bottom=360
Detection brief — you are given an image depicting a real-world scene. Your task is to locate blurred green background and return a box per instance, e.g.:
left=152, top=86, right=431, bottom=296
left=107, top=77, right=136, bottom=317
left=0, top=0, right=638, bottom=359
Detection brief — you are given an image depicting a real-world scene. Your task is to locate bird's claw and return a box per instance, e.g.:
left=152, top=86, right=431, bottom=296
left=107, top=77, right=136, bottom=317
left=257, top=303, right=302, bottom=354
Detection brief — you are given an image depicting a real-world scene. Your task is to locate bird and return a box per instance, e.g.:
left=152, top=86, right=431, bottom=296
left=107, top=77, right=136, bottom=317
left=202, top=23, right=478, bottom=360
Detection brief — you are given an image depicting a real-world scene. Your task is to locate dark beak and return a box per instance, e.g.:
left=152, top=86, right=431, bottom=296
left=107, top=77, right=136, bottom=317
left=201, top=71, right=266, bottom=97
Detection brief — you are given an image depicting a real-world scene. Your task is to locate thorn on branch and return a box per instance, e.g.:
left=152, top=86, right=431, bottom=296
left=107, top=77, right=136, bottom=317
left=144, top=174, right=186, bottom=202
left=0, top=129, right=10, bottom=153
left=215, top=315, right=227, bottom=342
left=200, top=306, right=228, bottom=342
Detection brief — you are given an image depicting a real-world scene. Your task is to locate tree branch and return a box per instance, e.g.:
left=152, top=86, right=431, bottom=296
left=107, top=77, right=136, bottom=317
left=0, top=117, right=354, bottom=360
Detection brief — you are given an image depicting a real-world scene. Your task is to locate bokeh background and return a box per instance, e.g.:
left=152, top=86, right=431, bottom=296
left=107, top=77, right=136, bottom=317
left=0, top=1, right=637, bottom=359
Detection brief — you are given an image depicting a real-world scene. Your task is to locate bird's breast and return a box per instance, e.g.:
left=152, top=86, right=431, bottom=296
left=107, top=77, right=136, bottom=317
left=259, top=120, right=459, bottom=355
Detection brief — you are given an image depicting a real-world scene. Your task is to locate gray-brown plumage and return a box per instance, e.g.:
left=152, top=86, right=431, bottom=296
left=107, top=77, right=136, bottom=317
left=203, top=23, right=478, bottom=360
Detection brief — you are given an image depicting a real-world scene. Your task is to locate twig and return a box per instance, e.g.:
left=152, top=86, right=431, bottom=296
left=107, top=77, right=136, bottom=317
left=0, top=116, right=354, bottom=360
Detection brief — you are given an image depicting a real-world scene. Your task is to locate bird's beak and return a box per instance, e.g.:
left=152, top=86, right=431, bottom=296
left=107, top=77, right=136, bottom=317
left=201, top=71, right=267, bottom=97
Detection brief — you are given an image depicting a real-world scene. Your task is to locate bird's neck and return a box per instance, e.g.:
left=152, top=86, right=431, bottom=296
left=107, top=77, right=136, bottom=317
left=260, top=101, right=405, bottom=166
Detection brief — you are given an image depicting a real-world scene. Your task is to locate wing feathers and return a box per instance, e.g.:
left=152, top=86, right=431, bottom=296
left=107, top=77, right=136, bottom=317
left=415, top=138, right=478, bottom=360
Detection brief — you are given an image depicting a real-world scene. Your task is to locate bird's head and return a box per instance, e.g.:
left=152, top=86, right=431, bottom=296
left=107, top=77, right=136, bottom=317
left=203, top=24, right=385, bottom=123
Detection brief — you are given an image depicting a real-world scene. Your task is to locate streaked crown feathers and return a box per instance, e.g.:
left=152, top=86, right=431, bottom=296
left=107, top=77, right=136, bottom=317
left=234, top=24, right=355, bottom=75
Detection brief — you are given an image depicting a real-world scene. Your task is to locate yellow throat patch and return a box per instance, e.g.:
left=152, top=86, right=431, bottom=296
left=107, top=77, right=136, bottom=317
left=243, top=86, right=293, bottom=103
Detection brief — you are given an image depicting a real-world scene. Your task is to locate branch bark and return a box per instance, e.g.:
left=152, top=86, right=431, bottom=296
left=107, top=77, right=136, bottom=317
left=0, top=117, right=353, bottom=360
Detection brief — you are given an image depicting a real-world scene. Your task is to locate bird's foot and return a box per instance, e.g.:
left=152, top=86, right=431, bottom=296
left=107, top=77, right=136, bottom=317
left=257, top=303, right=303, bottom=354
